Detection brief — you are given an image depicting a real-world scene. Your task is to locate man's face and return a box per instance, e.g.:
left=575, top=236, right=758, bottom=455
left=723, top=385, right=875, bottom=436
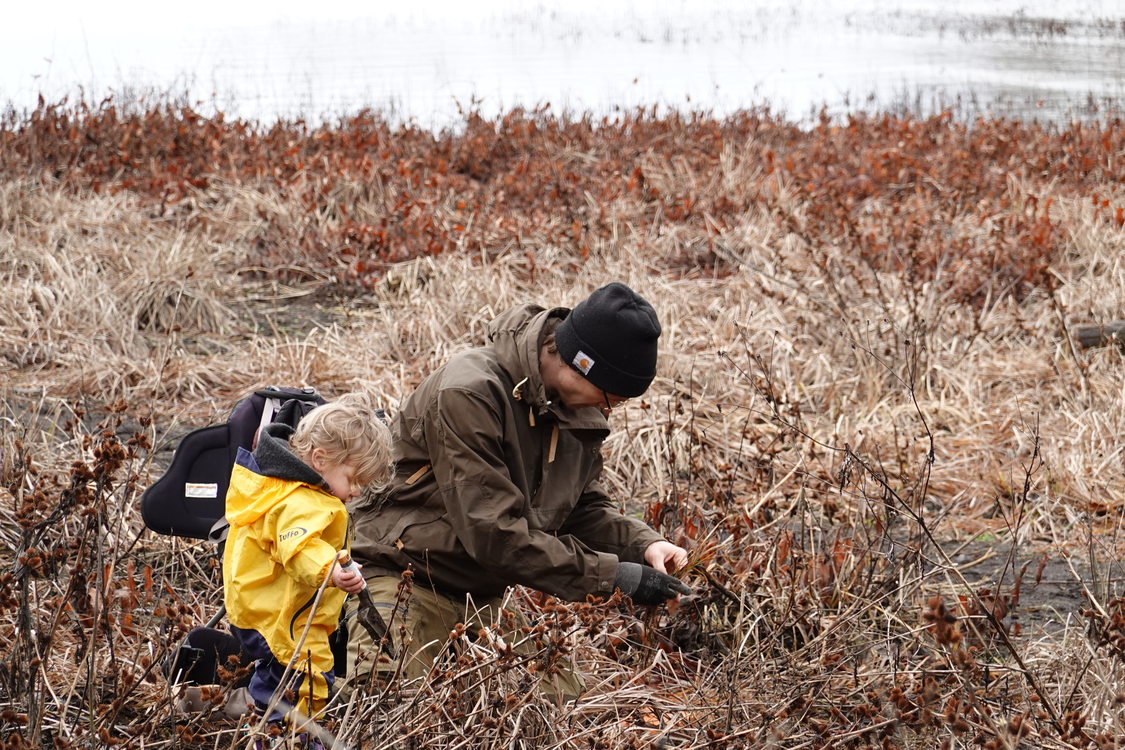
left=542, top=347, right=630, bottom=411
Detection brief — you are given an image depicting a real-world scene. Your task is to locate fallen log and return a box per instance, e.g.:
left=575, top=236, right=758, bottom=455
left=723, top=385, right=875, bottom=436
left=1074, top=321, right=1125, bottom=349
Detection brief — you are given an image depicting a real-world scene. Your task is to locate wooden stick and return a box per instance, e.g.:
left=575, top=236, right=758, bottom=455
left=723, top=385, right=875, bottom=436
left=1073, top=321, right=1125, bottom=349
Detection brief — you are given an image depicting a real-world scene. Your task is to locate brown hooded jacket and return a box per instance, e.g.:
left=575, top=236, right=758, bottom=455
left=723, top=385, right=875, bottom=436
left=349, top=303, right=665, bottom=600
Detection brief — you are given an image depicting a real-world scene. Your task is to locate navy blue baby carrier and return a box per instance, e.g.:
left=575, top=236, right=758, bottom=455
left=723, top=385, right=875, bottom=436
left=140, top=386, right=334, bottom=684
left=141, top=386, right=327, bottom=541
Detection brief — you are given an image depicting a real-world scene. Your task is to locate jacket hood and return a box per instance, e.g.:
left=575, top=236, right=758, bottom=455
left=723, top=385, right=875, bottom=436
left=255, top=423, right=325, bottom=485
left=225, top=423, right=328, bottom=527
left=486, top=303, right=559, bottom=412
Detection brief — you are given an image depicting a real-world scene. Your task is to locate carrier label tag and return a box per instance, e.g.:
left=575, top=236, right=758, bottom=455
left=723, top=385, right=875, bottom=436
left=185, top=483, right=219, bottom=499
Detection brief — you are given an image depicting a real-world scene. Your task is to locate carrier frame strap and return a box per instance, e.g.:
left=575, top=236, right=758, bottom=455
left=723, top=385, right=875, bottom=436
left=255, top=396, right=283, bottom=449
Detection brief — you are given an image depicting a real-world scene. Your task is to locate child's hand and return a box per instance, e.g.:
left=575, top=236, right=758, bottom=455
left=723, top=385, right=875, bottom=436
left=332, top=560, right=366, bottom=594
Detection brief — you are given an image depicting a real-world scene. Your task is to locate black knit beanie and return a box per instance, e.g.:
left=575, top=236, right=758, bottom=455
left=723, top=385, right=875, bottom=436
left=554, top=282, right=661, bottom=398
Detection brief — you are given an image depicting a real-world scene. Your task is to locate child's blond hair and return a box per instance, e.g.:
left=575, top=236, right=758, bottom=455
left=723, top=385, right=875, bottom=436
left=289, top=391, right=393, bottom=491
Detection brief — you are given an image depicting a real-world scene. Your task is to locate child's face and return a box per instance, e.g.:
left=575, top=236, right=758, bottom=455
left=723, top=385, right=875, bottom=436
left=310, top=450, right=363, bottom=502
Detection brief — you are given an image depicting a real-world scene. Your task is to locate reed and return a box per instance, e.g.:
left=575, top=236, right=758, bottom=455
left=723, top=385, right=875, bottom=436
left=1, top=99, right=1123, bottom=748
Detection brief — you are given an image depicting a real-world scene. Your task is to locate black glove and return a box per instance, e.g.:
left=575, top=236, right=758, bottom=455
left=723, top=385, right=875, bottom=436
left=614, top=562, right=692, bottom=605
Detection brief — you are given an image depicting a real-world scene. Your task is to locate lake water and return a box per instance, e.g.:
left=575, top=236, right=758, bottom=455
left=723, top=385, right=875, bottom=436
left=4, top=0, right=1125, bottom=128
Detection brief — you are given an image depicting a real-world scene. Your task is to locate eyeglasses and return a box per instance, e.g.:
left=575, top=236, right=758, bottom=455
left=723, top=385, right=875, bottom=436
left=601, top=391, right=630, bottom=412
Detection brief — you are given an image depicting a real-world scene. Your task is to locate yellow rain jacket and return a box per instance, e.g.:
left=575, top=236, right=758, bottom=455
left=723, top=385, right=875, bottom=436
left=222, top=424, right=348, bottom=694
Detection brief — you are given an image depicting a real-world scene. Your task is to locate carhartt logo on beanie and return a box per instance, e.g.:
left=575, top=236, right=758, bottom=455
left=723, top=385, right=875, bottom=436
left=555, top=282, right=661, bottom=398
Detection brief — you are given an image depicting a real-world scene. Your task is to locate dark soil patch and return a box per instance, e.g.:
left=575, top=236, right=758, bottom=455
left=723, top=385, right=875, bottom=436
left=942, top=538, right=1123, bottom=638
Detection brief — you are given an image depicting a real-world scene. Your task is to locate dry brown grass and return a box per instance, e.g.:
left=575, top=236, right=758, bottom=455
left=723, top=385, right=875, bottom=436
left=2, top=104, right=1125, bottom=748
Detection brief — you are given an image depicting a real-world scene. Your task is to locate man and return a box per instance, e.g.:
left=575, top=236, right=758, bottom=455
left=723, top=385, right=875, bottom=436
left=346, top=282, right=691, bottom=695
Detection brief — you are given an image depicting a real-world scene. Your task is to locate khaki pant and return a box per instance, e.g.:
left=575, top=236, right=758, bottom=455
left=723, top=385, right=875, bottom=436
left=342, top=576, right=582, bottom=701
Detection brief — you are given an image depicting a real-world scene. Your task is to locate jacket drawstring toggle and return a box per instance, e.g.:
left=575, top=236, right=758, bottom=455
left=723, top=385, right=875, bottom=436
left=512, top=376, right=536, bottom=426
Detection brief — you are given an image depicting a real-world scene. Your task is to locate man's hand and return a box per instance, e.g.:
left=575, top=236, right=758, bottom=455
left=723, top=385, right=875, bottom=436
left=614, top=561, right=692, bottom=605
left=644, top=540, right=688, bottom=574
